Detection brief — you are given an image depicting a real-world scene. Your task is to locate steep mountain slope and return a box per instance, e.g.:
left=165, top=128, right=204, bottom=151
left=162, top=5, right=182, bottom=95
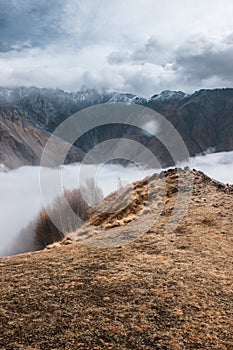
left=0, top=107, right=50, bottom=168
left=147, top=89, right=233, bottom=154
left=0, top=87, right=144, bottom=131
left=0, top=86, right=233, bottom=168
left=0, top=169, right=232, bottom=349
left=0, top=104, right=83, bottom=168
left=0, top=87, right=146, bottom=168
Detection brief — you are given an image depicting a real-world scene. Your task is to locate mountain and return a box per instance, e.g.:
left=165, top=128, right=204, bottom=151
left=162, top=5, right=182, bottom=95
left=0, top=89, right=85, bottom=168
left=0, top=107, right=83, bottom=168
left=0, top=168, right=232, bottom=349
left=0, top=106, right=49, bottom=168
left=0, top=86, right=233, bottom=168
left=147, top=88, right=233, bottom=155
left=0, top=87, right=145, bottom=168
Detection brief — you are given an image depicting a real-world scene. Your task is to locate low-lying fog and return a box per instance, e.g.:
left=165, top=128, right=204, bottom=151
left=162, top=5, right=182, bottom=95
left=0, top=150, right=232, bottom=256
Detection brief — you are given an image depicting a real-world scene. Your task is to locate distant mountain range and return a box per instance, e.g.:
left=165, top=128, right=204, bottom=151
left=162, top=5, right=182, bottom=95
left=0, top=86, right=232, bottom=168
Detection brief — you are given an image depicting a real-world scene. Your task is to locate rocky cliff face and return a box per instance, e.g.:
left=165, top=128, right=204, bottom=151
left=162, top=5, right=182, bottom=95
left=0, top=87, right=232, bottom=168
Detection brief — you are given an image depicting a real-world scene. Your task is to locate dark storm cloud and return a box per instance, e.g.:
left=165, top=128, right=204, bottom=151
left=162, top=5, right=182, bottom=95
left=0, top=0, right=65, bottom=51
left=174, top=37, right=233, bottom=83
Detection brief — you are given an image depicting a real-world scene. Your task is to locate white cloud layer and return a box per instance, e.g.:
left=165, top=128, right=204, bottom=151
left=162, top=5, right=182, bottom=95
left=0, top=150, right=232, bottom=256
left=1, top=0, right=233, bottom=96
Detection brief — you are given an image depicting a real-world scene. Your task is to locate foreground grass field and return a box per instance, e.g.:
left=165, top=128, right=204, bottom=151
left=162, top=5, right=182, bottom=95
left=1, top=169, right=232, bottom=349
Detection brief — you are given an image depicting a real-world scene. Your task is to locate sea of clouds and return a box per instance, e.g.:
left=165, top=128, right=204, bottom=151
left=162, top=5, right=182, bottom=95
left=0, top=150, right=232, bottom=256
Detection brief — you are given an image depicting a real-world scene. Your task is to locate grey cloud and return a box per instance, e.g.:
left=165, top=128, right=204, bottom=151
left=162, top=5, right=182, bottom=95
left=1, top=1, right=233, bottom=95
left=107, top=51, right=130, bottom=65
left=131, top=37, right=163, bottom=64
left=121, top=70, right=164, bottom=97
left=224, top=33, right=233, bottom=45
left=0, top=0, right=65, bottom=51
left=108, top=37, right=166, bottom=66
left=174, top=37, right=233, bottom=83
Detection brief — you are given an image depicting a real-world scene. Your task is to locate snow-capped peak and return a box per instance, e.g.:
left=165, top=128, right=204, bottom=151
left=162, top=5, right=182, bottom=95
left=151, top=90, right=188, bottom=101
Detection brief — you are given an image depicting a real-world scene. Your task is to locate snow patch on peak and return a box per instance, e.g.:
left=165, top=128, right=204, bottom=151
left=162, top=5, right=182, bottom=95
left=108, top=92, right=147, bottom=104
left=151, top=90, right=188, bottom=101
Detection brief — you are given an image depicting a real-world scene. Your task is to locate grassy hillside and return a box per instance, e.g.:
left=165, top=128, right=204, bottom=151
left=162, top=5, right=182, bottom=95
left=0, top=169, right=232, bottom=349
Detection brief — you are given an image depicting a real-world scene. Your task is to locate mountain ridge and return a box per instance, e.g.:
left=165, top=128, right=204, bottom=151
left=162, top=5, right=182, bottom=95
left=0, top=86, right=233, bottom=169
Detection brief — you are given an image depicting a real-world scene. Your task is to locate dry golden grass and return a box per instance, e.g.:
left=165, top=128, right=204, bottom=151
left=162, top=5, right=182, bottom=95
left=0, top=168, right=232, bottom=349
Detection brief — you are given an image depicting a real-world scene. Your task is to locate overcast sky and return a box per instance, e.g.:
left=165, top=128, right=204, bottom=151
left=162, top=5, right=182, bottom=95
left=0, top=0, right=233, bottom=96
